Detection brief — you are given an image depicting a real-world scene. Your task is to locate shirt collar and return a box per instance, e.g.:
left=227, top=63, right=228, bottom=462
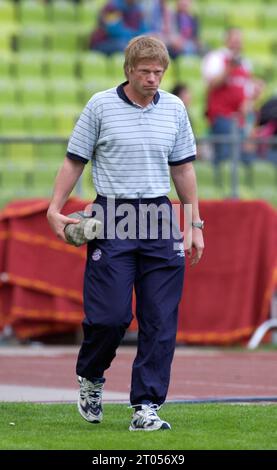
left=116, top=81, right=160, bottom=106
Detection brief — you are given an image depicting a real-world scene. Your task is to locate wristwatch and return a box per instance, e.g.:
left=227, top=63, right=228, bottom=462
left=192, top=220, right=204, bottom=230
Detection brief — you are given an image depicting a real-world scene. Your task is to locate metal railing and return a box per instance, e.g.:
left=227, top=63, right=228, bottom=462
left=0, top=132, right=276, bottom=208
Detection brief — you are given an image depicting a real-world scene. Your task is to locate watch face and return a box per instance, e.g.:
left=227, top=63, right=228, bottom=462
left=193, top=221, right=204, bottom=229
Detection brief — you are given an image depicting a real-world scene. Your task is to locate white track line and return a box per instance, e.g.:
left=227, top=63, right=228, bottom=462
left=0, top=385, right=129, bottom=402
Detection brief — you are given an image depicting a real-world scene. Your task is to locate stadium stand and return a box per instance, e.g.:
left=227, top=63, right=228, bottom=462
left=0, top=0, right=276, bottom=138
left=0, top=0, right=276, bottom=206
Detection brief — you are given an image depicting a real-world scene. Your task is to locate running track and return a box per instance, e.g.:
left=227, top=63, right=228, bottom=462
left=0, top=346, right=276, bottom=403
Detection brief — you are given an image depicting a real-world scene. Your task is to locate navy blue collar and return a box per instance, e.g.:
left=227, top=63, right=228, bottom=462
left=116, top=81, right=160, bottom=106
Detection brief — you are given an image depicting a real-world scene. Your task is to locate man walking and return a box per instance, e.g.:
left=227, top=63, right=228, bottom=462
left=47, top=35, right=204, bottom=431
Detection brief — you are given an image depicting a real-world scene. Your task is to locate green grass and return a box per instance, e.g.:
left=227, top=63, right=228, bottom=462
left=0, top=403, right=277, bottom=450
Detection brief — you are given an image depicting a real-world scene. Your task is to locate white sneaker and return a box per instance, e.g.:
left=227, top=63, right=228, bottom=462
left=77, top=376, right=104, bottom=423
left=129, top=404, right=171, bottom=431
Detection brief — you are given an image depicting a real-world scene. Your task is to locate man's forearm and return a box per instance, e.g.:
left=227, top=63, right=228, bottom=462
left=48, top=157, right=85, bottom=213
left=170, top=162, right=201, bottom=222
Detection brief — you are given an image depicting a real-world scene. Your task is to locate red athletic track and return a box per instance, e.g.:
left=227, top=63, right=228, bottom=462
left=0, top=346, right=276, bottom=402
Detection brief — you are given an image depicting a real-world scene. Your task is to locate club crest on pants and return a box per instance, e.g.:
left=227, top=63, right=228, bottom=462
left=92, top=248, right=102, bottom=261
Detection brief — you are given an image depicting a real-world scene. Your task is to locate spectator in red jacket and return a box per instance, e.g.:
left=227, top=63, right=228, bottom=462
left=202, top=28, right=263, bottom=183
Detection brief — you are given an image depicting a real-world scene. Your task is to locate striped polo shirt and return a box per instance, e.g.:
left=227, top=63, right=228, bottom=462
left=67, top=82, right=196, bottom=199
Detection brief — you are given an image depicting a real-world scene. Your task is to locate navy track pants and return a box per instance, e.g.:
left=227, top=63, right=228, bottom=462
left=76, top=196, right=185, bottom=406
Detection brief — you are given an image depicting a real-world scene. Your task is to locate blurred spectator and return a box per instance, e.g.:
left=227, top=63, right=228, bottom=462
left=168, top=0, right=201, bottom=58
left=171, top=82, right=209, bottom=160
left=141, top=0, right=174, bottom=44
left=258, top=96, right=277, bottom=133
left=254, top=96, right=277, bottom=167
left=89, top=0, right=148, bottom=55
left=171, top=82, right=192, bottom=110
left=202, top=28, right=263, bottom=183
left=140, top=0, right=201, bottom=59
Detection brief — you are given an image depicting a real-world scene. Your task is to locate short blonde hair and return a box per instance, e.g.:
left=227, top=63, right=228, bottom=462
left=124, top=35, right=170, bottom=77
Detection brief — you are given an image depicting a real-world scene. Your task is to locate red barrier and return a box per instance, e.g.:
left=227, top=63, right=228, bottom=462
left=0, top=198, right=276, bottom=344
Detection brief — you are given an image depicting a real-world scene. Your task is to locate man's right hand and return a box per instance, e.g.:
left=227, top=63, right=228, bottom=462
left=47, top=210, right=80, bottom=243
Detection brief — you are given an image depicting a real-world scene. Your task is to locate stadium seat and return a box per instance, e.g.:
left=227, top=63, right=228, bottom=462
left=228, top=6, right=262, bottom=29
left=80, top=79, right=116, bottom=104
left=24, top=107, right=56, bottom=136
left=48, top=28, right=80, bottom=53
left=189, top=103, right=207, bottom=138
left=0, top=161, right=32, bottom=202
left=53, top=108, right=80, bottom=137
left=9, top=142, right=34, bottom=170
left=0, top=30, right=14, bottom=53
left=251, top=55, right=276, bottom=78
left=201, top=8, right=227, bottom=29
left=0, top=79, right=19, bottom=108
left=161, top=60, right=177, bottom=92
left=76, top=1, right=98, bottom=31
left=48, top=80, right=81, bottom=107
left=34, top=167, right=60, bottom=196
left=46, top=53, right=77, bottom=79
left=161, top=77, right=175, bottom=93
left=4, top=137, right=39, bottom=195
left=19, top=0, right=48, bottom=25
left=15, top=53, right=46, bottom=79
left=17, top=27, right=49, bottom=52
left=261, top=5, right=277, bottom=29
left=0, top=107, right=25, bottom=136
left=0, top=0, right=16, bottom=25
left=109, top=53, right=125, bottom=81
left=174, top=55, right=202, bottom=82
left=0, top=54, right=15, bottom=78
left=79, top=52, right=109, bottom=81
left=201, top=26, right=225, bottom=49
left=38, top=142, right=66, bottom=162
left=244, top=31, right=274, bottom=60
left=18, top=79, right=49, bottom=107
left=50, top=0, right=77, bottom=25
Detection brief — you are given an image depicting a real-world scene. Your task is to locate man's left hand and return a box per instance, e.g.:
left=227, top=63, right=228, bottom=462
left=186, top=228, right=204, bottom=265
